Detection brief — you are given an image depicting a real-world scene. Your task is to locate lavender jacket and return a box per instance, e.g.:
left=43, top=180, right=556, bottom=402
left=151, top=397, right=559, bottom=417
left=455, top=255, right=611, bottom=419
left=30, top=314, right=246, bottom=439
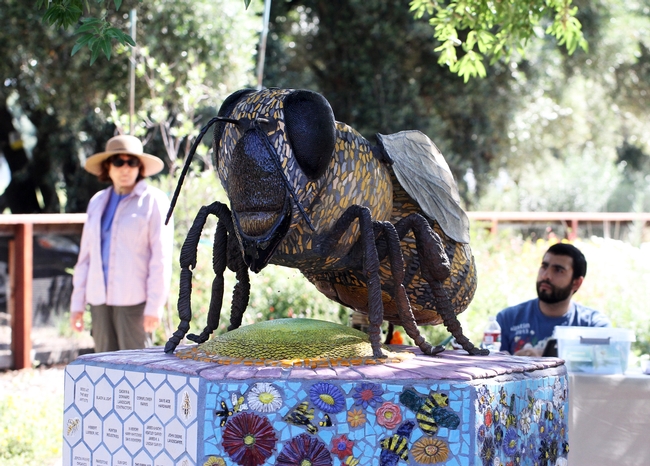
left=70, top=180, right=174, bottom=318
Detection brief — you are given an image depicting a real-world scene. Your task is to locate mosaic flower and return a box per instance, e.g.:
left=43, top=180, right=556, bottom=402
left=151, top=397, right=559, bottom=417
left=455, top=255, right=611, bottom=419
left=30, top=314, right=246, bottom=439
left=538, top=439, right=550, bottom=463
left=309, top=383, right=345, bottom=414
left=498, top=407, right=510, bottom=426
left=525, top=434, right=538, bottom=461
left=376, top=402, right=403, bottom=429
left=532, top=400, right=544, bottom=422
left=552, top=378, right=567, bottom=407
left=203, top=457, right=226, bottom=466
left=493, top=408, right=501, bottom=426
left=562, top=442, right=569, bottom=455
left=478, top=424, right=487, bottom=442
left=347, top=408, right=366, bottom=428
left=538, top=419, right=548, bottom=437
left=556, top=458, right=568, bottom=466
left=222, top=412, right=277, bottom=466
left=353, top=382, right=384, bottom=409
left=519, top=409, right=531, bottom=434
left=477, top=385, right=492, bottom=413
left=503, top=427, right=519, bottom=457
left=330, top=434, right=354, bottom=460
left=276, top=433, right=333, bottom=466
left=494, top=425, right=504, bottom=445
left=246, top=383, right=283, bottom=413
left=411, top=437, right=450, bottom=464
left=484, top=407, right=493, bottom=427
left=480, top=436, right=497, bottom=466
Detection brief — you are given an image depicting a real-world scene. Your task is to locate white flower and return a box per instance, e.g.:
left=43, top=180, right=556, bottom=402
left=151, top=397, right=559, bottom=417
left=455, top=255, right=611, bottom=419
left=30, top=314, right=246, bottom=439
left=553, top=378, right=567, bottom=407
left=532, top=399, right=544, bottom=422
left=246, top=382, right=283, bottom=413
left=555, top=457, right=568, bottom=466
left=519, top=409, right=531, bottom=434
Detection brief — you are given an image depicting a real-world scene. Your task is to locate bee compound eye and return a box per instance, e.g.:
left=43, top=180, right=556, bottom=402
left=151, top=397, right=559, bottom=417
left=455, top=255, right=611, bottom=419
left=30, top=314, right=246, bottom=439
left=283, top=90, right=336, bottom=180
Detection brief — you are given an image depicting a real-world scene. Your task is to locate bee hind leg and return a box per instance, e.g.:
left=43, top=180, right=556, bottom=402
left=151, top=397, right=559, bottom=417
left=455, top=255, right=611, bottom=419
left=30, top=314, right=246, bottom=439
left=378, top=221, right=445, bottom=356
left=392, top=213, right=486, bottom=356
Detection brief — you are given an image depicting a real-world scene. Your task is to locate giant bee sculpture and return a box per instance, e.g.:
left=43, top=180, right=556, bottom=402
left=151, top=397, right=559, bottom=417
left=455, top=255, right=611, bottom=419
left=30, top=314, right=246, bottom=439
left=164, top=88, right=488, bottom=358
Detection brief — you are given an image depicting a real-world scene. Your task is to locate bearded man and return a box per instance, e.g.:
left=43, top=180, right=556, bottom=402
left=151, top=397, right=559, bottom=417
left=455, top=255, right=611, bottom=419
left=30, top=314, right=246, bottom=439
left=496, top=243, right=610, bottom=356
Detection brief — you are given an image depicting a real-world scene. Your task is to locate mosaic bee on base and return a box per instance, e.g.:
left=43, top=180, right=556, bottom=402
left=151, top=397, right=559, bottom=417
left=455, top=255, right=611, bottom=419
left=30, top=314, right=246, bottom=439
left=164, top=88, right=488, bottom=358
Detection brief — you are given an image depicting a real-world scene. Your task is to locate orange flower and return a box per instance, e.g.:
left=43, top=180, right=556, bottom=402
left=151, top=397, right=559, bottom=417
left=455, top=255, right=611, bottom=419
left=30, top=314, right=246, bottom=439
left=347, top=408, right=366, bottom=428
left=411, top=437, right=450, bottom=464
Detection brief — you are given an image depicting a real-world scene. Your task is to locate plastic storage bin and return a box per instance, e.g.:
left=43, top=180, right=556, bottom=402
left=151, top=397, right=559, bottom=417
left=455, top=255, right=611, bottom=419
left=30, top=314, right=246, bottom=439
left=554, top=326, right=635, bottom=374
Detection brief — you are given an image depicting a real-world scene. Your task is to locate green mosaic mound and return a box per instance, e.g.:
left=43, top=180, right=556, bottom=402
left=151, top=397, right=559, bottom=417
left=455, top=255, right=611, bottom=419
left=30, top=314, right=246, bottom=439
left=198, top=318, right=394, bottom=360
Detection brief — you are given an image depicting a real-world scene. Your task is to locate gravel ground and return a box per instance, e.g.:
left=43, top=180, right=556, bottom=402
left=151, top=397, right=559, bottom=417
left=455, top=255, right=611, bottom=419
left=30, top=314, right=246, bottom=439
left=0, top=363, right=66, bottom=397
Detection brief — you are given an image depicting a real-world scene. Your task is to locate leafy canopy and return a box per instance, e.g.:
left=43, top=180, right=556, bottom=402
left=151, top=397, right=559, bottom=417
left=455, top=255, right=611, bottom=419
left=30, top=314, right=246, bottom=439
left=37, top=0, right=587, bottom=79
left=410, top=0, right=588, bottom=81
left=36, top=0, right=137, bottom=65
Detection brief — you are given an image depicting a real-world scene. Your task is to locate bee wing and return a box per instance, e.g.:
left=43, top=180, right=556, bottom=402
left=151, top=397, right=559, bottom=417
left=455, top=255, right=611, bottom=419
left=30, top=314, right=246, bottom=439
left=377, top=130, right=470, bottom=244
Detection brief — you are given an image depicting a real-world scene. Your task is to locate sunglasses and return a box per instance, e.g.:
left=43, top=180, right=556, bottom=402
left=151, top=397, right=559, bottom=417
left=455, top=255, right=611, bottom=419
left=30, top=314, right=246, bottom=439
left=110, top=156, right=141, bottom=168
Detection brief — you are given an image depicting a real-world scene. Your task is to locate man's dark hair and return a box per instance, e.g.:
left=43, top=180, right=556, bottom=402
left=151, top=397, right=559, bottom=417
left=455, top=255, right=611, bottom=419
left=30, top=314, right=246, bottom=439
left=546, top=243, right=587, bottom=280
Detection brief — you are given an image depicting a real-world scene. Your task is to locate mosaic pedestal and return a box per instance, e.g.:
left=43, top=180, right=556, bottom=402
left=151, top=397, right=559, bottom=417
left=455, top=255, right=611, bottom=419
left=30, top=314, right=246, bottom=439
left=63, top=347, right=569, bottom=466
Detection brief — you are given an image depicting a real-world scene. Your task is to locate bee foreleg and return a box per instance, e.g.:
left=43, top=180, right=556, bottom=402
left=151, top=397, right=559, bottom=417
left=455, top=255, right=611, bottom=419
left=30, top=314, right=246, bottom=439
left=165, top=202, right=223, bottom=352
left=319, top=205, right=386, bottom=358
left=226, top=232, right=250, bottom=331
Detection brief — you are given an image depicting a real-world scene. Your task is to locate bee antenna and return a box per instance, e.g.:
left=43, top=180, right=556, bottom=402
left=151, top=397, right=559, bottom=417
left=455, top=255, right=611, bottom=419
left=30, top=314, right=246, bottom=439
left=165, top=117, right=239, bottom=224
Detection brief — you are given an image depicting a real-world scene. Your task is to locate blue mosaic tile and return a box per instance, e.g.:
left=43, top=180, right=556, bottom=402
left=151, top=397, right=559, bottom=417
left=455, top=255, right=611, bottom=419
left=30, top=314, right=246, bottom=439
left=63, top=350, right=567, bottom=465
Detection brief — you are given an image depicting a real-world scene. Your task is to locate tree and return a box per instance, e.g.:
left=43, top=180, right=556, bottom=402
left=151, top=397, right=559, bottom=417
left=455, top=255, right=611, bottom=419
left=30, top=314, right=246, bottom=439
left=37, top=0, right=587, bottom=81
left=2, top=0, right=260, bottom=213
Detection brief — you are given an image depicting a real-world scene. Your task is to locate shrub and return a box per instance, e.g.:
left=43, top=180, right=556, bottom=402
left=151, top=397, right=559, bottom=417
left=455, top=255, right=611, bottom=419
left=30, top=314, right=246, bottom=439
left=154, top=173, right=650, bottom=363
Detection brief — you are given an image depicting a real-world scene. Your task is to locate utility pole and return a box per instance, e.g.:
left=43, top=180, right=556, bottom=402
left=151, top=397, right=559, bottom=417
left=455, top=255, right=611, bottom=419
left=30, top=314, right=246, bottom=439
left=256, top=0, right=272, bottom=90
left=129, top=9, right=137, bottom=134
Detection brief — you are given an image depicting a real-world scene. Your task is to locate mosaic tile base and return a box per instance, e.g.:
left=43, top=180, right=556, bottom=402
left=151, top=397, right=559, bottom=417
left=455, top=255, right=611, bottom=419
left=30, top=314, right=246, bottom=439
left=63, top=347, right=569, bottom=466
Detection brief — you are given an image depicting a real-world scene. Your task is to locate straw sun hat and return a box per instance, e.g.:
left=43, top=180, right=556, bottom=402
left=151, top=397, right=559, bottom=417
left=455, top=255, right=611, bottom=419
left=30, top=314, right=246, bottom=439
left=84, top=134, right=164, bottom=177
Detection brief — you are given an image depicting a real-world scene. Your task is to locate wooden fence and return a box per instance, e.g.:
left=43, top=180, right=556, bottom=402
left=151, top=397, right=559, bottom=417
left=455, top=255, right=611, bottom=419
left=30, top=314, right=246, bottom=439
left=1, top=211, right=649, bottom=369
left=467, top=211, right=650, bottom=240
left=0, top=214, right=86, bottom=369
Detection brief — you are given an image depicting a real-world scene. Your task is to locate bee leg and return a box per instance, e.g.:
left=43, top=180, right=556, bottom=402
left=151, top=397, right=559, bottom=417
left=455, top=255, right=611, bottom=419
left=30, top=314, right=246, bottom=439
left=166, top=202, right=226, bottom=352
left=379, top=221, right=445, bottom=356
left=225, top=232, right=250, bottom=331
left=393, top=214, right=487, bottom=356
left=186, top=203, right=250, bottom=343
left=319, top=205, right=386, bottom=358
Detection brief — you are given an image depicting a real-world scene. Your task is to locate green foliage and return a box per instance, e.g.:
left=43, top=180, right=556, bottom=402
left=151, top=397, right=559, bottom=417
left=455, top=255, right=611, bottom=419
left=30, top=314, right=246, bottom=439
left=152, top=170, right=650, bottom=362
left=410, top=0, right=588, bottom=81
left=72, top=17, right=136, bottom=65
left=38, top=0, right=139, bottom=64
left=459, top=227, right=650, bottom=362
left=0, top=391, right=62, bottom=465
left=37, top=0, right=588, bottom=80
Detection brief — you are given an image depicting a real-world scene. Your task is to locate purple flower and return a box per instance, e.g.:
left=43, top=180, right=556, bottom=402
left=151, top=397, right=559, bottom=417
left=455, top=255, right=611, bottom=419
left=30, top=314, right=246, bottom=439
left=503, top=427, right=519, bottom=456
left=352, top=382, right=384, bottom=409
left=480, top=436, right=496, bottom=466
left=276, top=433, right=333, bottom=466
left=309, top=383, right=345, bottom=414
left=221, top=412, right=277, bottom=466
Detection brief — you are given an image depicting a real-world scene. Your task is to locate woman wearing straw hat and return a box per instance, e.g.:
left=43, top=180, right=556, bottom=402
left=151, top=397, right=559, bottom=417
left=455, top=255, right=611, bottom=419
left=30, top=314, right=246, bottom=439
left=69, top=134, right=174, bottom=352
